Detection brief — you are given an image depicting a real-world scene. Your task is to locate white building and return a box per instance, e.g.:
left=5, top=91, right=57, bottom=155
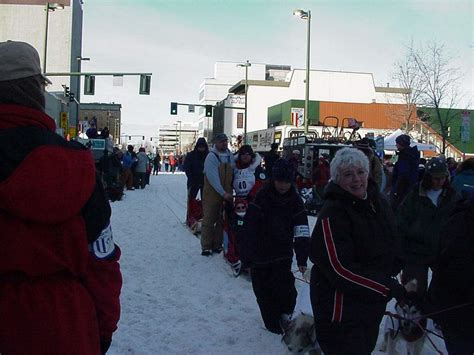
left=158, top=122, right=198, bottom=155
left=227, top=69, right=407, bottom=134
left=0, top=0, right=84, bottom=132
left=198, top=61, right=291, bottom=140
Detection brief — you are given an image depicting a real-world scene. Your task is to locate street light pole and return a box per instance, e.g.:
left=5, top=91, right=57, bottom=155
left=293, top=9, right=311, bottom=134
left=43, top=3, right=64, bottom=73
left=177, top=120, right=182, bottom=154
left=237, top=60, right=251, bottom=144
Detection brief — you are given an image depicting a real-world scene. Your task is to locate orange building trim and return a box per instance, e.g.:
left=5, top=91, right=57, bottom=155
left=319, top=101, right=417, bottom=130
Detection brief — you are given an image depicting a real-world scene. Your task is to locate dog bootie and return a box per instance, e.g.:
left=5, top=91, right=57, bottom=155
left=231, top=261, right=242, bottom=277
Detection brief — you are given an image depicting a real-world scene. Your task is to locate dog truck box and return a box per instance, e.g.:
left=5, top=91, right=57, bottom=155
left=245, top=125, right=322, bottom=153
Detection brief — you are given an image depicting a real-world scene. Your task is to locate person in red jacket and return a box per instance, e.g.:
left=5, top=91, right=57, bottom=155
left=0, top=41, right=122, bottom=354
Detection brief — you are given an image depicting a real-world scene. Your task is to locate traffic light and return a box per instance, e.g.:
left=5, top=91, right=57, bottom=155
left=63, top=85, right=70, bottom=97
left=139, top=75, right=151, bottom=95
left=170, top=102, right=178, bottom=115
left=205, top=105, right=213, bottom=117
left=69, top=92, right=75, bottom=102
left=84, top=75, right=95, bottom=95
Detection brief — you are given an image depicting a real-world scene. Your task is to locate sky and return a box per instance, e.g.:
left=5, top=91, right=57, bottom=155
left=80, top=0, right=473, bottom=136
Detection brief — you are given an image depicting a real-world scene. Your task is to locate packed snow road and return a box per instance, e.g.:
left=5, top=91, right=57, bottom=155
left=109, top=173, right=286, bottom=354
left=108, top=173, right=445, bottom=355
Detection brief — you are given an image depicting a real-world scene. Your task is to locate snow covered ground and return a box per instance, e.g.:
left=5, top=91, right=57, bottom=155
left=108, top=173, right=446, bottom=355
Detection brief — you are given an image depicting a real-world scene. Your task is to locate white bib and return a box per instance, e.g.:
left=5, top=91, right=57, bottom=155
left=233, top=167, right=256, bottom=196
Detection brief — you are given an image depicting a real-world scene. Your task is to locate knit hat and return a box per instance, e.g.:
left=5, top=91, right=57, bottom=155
left=237, top=144, right=255, bottom=158
left=395, top=134, right=411, bottom=148
left=426, top=157, right=449, bottom=178
left=272, top=158, right=295, bottom=183
left=0, top=41, right=51, bottom=84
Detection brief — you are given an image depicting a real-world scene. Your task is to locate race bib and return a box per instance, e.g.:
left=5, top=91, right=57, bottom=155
left=294, top=225, right=310, bottom=238
left=90, top=223, right=115, bottom=259
left=233, top=168, right=256, bottom=196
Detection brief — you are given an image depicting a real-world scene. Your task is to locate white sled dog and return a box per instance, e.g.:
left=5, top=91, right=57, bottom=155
left=380, top=279, right=430, bottom=355
left=282, top=313, right=322, bottom=355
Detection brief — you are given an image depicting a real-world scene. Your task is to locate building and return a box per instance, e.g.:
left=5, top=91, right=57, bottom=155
left=158, top=122, right=199, bottom=155
left=79, top=103, right=122, bottom=144
left=227, top=69, right=407, bottom=135
left=198, top=61, right=291, bottom=140
left=212, top=94, right=245, bottom=149
left=0, top=0, right=84, bottom=134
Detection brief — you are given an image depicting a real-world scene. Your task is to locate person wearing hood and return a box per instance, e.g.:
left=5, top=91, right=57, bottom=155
left=200, top=134, right=234, bottom=256
left=451, top=157, right=474, bottom=195
left=310, top=148, right=405, bottom=355
left=225, top=145, right=266, bottom=276
left=397, top=156, right=458, bottom=298
left=240, top=158, right=310, bottom=334
left=0, top=41, right=122, bottom=354
left=184, top=137, right=209, bottom=199
left=354, top=138, right=383, bottom=190
left=390, top=134, right=420, bottom=210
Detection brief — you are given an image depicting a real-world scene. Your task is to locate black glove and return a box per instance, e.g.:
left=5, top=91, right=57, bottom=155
left=387, top=278, right=406, bottom=303
left=100, top=338, right=112, bottom=355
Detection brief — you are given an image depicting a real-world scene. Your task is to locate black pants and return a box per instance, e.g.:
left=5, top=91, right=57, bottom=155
left=443, top=328, right=474, bottom=355
left=250, top=259, right=296, bottom=334
left=135, top=172, right=146, bottom=189
left=315, top=316, right=382, bottom=355
left=188, top=185, right=203, bottom=200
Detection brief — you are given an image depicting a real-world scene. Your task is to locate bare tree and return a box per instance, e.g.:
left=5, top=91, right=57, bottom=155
left=391, top=41, right=425, bottom=132
left=396, top=42, right=464, bottom=153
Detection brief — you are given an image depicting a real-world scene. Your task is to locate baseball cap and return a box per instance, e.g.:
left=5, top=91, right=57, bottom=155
left=0, top=41, right=51, bottom=84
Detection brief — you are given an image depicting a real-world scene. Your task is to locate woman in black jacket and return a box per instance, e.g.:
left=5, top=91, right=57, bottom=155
left=241, top=158, right=310, bottom=335
left=310, top=147, right=405, bottom=355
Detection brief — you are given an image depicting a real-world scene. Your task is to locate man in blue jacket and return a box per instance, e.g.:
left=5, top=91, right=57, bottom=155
left=390, top=134, right=419, bottom=210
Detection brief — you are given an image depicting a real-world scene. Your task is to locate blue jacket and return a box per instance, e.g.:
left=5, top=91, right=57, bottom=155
left=391, top=146, right=419, bottom=198
left=122, top=152, right=134, bottom=169
left=451, top=169, right=474, bottom=195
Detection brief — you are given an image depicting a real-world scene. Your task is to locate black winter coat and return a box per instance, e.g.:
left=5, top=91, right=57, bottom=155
left=310, top=181, right=402, bottom=323
left=184, top=140, right=208, bottom=189
left=264, top=150, right=279, bottom=178
left=240, top=183, right=310, bottom=267
left=428, top=199, right=474, bottom=332
left=397, top=184, right=458, bottom=264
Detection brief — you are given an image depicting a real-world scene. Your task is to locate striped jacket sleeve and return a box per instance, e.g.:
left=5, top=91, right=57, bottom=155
left=310, top=212, right=392, bottom=300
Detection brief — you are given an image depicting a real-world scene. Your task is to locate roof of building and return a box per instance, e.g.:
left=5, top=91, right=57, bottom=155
left=80, top=102, right=122, bottom=110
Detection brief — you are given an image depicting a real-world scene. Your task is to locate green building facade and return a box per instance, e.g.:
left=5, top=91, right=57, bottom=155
left=268, top=100, right=320, bottom=127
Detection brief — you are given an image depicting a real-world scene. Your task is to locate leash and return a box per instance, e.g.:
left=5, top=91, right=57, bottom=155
left=292, top=269, right=310, bottom=284
left=413, top=302, right=472, bottom=321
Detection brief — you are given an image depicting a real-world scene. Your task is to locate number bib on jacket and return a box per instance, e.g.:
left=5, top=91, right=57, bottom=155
left=233, top=167, right=256, bottom=196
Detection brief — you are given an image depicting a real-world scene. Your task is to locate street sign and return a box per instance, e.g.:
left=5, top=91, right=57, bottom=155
left=60, top=112, right=68, bottom=132
left=461, top=111, right=471, bottom=143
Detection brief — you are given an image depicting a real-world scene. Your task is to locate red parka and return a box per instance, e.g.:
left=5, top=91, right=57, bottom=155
left=0, top=105, right=122, bottom=354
